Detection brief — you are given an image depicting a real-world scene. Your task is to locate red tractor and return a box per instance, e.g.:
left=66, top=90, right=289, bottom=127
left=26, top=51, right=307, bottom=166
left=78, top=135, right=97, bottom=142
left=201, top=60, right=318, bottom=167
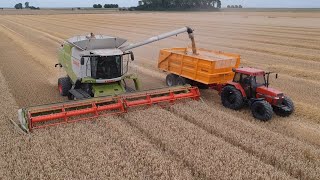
left=221, top=68, right=294, bottom=121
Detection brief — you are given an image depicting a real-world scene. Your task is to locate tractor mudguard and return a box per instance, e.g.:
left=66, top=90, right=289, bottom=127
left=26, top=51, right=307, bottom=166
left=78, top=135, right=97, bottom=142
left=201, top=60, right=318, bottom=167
left=227, top=82, right=247, bottom=97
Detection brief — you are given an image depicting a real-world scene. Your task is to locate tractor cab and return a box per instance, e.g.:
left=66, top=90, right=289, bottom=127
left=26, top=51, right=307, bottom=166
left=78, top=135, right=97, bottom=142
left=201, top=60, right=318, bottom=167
left=232, top=68, right=267, bottom=98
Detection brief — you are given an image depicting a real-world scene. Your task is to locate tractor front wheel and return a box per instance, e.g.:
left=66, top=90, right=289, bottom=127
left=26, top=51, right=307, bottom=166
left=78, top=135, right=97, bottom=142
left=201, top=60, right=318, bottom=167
left=274, top=96, right=294, bottom=117
left=58, top=77, right=72, bottom=96
left=251, top=100, right=273, bottom=121
left=221, top=85, right=244, bottom=110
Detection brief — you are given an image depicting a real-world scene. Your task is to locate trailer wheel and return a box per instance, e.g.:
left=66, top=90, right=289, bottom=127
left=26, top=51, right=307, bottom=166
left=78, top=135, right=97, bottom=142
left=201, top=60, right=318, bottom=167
left=176, top=76, right=190, bottom=86
left=166, top=74, right=178, bottom=87
left=274, top=96, right=294, bottom=117
left=58, top=77, right=72, bottom=96
left=221, top=85, right=244, bottom=110
left=251, top=100, right=273, bottom=121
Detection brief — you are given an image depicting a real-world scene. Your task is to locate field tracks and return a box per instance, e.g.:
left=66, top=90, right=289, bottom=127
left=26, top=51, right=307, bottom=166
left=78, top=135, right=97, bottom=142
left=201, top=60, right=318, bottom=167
left=170, top=102, right=320, bottom=179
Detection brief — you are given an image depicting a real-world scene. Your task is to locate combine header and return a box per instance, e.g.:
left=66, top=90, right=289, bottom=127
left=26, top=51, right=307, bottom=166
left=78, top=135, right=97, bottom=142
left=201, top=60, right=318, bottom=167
left=18, top=27, right=201, bottom=132
left=19, top=86, right=199, bottom=132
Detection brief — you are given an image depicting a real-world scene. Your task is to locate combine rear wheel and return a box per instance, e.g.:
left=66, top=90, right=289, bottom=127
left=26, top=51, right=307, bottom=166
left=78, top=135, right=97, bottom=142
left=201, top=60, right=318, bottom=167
left=274, top=96, right=294, bottom=117
left=251, top=101, right=273, bottom=121
left=221, top=85, right=244, bottom=110
left=166, top=74, right=178, bottom=87
left=58, top=77, right=72, bottom=96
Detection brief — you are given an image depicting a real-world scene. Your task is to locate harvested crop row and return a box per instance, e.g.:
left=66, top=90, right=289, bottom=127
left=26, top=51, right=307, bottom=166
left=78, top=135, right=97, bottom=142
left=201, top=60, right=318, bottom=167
left=1, top=110, right=192, bottom=178
left=199, top=90, right=320, bottom=147
left=0, top=69, right=191, bottom=179
left=171, top=101, right=320, bottom=179
left=123, top=107, right=292, bottom=179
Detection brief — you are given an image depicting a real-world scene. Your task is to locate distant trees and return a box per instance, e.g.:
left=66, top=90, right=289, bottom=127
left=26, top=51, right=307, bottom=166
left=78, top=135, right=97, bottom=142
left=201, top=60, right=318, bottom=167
left=93, top=4, right=119, bottom=8
left=227, top=5, right=243, bottom=8
left=25, top=2, right=29, bottom=8
left=15, top=2, right=39, bottom=10
left=137, top=0, right=222, bottom=10
left=104, top=4, right=119, bottom=8
left=14, top=3, right=23, bottom=9
left=93, top=4, right=103, bottom=8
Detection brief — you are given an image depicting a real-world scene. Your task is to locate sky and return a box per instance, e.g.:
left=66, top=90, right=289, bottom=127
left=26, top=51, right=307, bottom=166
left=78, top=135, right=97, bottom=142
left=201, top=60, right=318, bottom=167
left=2, top=0, right=320, bottom=8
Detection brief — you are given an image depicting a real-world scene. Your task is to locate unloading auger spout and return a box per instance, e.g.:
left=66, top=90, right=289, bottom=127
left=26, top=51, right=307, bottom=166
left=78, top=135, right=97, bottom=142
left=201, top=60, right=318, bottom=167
left=120, top=27, right=197, bottom=54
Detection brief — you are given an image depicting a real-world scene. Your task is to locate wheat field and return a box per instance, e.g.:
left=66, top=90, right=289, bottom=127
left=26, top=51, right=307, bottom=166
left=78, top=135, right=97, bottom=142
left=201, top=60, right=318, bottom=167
left=0, top=10, right=319, bottom=179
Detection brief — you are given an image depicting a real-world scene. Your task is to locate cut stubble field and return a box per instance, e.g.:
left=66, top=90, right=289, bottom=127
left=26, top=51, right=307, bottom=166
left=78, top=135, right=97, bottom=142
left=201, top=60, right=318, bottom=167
left=0, top=10, right=320, bottom=179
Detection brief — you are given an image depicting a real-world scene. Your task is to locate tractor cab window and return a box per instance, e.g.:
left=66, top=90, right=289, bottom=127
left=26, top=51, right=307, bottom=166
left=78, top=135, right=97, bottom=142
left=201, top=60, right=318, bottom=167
left=233, top=72, right=241, bottom=82
left=254, top=75, right=266, bottom=86
left=241, top=74, right=251, bottom=85
left=91, top=55, right=122, bottom=79
left=233, top=72, right=250, bottom=85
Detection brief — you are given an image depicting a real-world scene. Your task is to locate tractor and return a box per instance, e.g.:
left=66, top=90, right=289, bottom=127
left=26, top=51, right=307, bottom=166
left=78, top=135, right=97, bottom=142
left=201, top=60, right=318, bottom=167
left=221, top=67, right=294, bottom=121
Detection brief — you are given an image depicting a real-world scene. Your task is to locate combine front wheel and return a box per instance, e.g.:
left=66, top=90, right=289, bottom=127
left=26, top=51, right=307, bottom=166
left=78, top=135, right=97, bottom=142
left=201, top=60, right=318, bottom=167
left=274, top=96, right=294, bottom=117
left=251, top=101, right=273, bottom=121
left=58, top=77, right=71, bottom=96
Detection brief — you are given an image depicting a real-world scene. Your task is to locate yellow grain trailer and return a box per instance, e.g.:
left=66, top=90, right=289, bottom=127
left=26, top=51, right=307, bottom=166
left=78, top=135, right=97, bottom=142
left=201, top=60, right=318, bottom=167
left=158, top=47, right=241, bottom=87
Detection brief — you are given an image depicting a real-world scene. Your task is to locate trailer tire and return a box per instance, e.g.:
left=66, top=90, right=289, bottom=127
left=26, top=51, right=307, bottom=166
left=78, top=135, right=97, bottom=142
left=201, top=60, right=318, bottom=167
left=221, top=85, right=244, bottom=110
left=166, top=74, right=178, bottom=87
left=176, top=76, right=190, bottom=86
left=251, top=100, right=273, bottom=121
left=274, top=96, right=294, bottom=117
left=58, top=77, right=72, bottom=96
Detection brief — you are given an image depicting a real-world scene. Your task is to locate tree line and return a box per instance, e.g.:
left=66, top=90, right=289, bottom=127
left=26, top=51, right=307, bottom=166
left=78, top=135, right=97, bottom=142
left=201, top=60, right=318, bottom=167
left=227, top=5, right=243, bottom=8
left=137, top=0, right=222, bottom=10
left=93, top=4, right=119, bottom=8
left=14, top=2, right=40, bottom=9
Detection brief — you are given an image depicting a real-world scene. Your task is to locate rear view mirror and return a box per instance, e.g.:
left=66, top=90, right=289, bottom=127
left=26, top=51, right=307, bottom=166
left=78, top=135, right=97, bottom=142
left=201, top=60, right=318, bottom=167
left=80, top=57, right=85, bottom=65
left=130, top=51, right=135, bottom=61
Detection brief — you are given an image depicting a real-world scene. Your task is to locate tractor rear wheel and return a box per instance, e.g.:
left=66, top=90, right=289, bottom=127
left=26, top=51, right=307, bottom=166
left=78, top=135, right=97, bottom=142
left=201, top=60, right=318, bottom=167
left=251, top=100, right=273, bottom=121
left=58, top=77, right=72, bottom=96
left=221, top=85, right=244, bottom=110
left=274, top=96, right=294, bottom=117
left=166, top=74, right=178, bottom=87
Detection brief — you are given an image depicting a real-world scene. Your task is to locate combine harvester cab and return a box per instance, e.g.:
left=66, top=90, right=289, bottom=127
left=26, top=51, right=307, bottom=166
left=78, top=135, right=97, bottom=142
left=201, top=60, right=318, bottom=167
left=18, top=27, right=202, bottom=133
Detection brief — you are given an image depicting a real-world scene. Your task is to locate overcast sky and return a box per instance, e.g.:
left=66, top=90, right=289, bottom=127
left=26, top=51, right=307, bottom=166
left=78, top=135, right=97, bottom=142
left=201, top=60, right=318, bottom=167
left=2, top=0, right=320, bottom=8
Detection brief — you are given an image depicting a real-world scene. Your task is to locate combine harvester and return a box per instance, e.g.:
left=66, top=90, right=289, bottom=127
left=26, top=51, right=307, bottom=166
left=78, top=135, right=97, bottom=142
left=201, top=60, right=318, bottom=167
left=18, top=27, right=201, bottom=132
left=18, top=26, right=294, bottom=133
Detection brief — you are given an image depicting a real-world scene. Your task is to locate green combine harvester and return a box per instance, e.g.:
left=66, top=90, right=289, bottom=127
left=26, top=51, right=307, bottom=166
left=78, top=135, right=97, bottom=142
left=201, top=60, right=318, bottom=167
left=18, top=27, right=201, bottom=132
